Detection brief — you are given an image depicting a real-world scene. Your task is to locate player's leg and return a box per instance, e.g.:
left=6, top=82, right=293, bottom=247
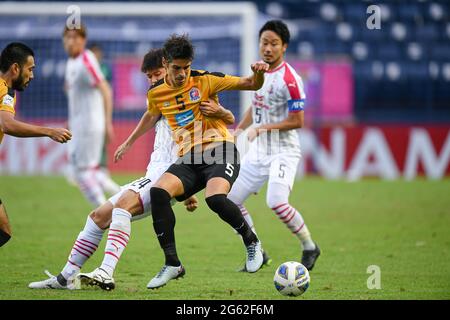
left=97, top=140, right=121, bottom=194
left=227, top=158, right=267, bottom=234
left=71, top=132, right=107, bottom=207
left=267, top=156, right=320, bottom=270
left=78, top=178, right=151, bottom=290
left=0, top=199, right=12, bottom=247
left=205, top=177, right=263, bottom=273
left=28, top=201, right=112, bottom=289
left=203, top=142, right=263, bottom=273
left=227, top=162, right=273, bottom=270
left=95, top=167, right=121, bottom=195
left=74, top=167, right=107, bottom=207
left=147, top=166, right=195, bottom=289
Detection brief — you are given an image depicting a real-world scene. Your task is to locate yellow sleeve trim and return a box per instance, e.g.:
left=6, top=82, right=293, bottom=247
left=0, top=105, right=16, bottom=114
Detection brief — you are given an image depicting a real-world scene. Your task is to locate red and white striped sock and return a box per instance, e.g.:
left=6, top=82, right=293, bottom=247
left=100, top=208, right=131, bottom=276
left=61, top=216, right=104, bottom=280
left=271, top=203, right=315, bottom=250
left=76, top=169, right=107, bottom=207
left=95, top=168, right=121, bottom=195
left=237, top=204, right=257, bottom=234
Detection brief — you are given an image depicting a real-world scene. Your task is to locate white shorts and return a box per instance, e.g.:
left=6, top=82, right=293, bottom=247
left=236, top=152, right=301, bottom=193
left=107, top=162, right=172, bottom=222
left=68, top=130, right=104, bottom=169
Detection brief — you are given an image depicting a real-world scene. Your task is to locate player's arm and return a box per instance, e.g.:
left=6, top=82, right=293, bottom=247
left=234, top=61, right=270, bottom=91
left=114, top=111, right=161, bottom=162
left=0, top=110, right=72, bottom=143
left=199, top=99, right=235, bottom=125
left=207, top=61, right=269, bottom=94
left=248, top=111, right=304, bottom=142
left=97, top=80, right=114, bottom=143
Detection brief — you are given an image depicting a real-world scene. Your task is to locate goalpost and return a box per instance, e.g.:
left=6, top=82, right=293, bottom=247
left=0, top=1, right=258, bottom=175
left=0, top=1, right=258, bottom=117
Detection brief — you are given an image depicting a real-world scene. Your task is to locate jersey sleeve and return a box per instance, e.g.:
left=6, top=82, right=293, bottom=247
left=283, top=66, right=306, bottom=113
left=0, top=87, right=16, bottom=114
left=146, top=92, right=160, bottom=116
left=82, top=50, right=105, bottom=87
left=207, top=72, right=241, bottom=95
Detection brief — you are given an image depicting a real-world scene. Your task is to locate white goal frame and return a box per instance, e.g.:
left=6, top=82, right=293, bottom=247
left=0, top=1, right=258, bottom=116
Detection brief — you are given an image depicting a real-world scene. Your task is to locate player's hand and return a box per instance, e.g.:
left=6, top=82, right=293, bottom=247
left=49, top=128, right=72, bottom=143
left=184, top=195, right=199, bottom=213
left=251, top=60, right=270, bottom=74
left=114, top=141, right=131, bottom=163
left=199, top=99, right=223, bottom=118
left=247, top=127, right=259, bottom=142
left=105, top=122, right=115, bottom=144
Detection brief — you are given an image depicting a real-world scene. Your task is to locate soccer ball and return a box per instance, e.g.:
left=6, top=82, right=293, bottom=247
left=273, top=261, right=310, bottom=297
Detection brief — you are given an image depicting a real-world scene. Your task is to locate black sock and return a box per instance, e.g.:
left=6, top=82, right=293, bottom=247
left=205, top=194, right=258, bottom=246
left=0, top=229, right=11, bottom=247
left=150, top=187, right=180, bottom=267
left=0, top=199, right=11, bottom=247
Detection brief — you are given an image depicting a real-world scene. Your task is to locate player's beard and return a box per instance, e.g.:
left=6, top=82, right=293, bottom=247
left=11, top=70, right=29, bottom=91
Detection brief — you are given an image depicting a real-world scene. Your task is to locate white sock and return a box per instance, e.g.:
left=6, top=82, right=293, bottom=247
left=95, top=168, right=121, bottom=195
left=237, top=204, right=257, bottom=235
left=61, top=216, right=104, bottom=280
left=271, top=203, right=315, bottom=250
left=75, top=169, right=107, bottom=207
left=100, top=208, right=131, bottom=276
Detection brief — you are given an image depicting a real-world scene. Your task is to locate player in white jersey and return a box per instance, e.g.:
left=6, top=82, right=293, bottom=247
left=28, top=48, right=234, bottom=290
left=228, top=20, right=320, bottom=271
left=63, top=24, right=120, bottom=207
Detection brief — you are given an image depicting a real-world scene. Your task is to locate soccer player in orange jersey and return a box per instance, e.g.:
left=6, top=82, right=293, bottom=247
left=28, top=48, right=235, bottom=290
left=0, top=42, right=71, bottom=247
left=142, top=34, right=269, bottom=289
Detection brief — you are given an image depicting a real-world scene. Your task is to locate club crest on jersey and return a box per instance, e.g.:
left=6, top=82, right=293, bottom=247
left=2, top=94, right=14, bottom=107
left=189, top=87, right=201, bottom=102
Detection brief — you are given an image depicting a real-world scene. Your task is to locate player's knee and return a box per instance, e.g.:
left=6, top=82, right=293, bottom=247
left=266, top=195, right=288, bottom=211
left=89, top=210, right=110, bottom=229
left=150, top=187, right=172, bottom=206
left=227, top=189, right=241, bottom=205
left=115, top=191, right=139, bottom=212
left=0, top=229, right=11, bottom=247
left=205, top=194, right=228, bottom=213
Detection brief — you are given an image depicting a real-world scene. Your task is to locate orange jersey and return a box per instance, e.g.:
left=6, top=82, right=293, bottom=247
left=147, top=70, right=241, bottom=156
left=0, top=78, right=16, bottom=144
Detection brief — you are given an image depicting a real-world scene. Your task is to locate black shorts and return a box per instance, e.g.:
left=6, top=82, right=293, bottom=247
left=166, top=142, right=240, bottom=201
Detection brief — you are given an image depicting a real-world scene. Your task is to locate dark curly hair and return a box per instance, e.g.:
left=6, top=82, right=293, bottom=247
left=141, top=48, right=164, bottom=72
left=162, top=34, right=194, bottom=62
left=259, top=20, right=290, bottom=44
left=0, top=42, right=34, bottom=73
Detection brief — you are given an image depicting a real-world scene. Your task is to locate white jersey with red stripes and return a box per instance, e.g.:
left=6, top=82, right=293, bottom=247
left=65, top=49, right=105, bottom=134
left=146, top=116, right=179, bottom=174
left=250, top=61, right=305, bottom=156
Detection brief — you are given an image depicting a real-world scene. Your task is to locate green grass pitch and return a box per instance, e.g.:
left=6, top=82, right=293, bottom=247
left=1, top=175, right=449, bottom=300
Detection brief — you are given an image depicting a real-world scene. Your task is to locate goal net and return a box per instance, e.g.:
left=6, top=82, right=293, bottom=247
left=0, top=1, right=258, bottom=175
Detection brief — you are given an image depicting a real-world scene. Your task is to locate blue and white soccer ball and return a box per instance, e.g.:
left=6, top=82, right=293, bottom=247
left=273, top=261, right=310, bottom=297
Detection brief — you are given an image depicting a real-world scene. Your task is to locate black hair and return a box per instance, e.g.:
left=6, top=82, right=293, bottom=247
left=141, top=48, right=164, bottom=72
left=63, top=23, right=87, bottom=38
left=88, top=42, right=102, bottom=51
left=259, top=20, right=290, bottom=44
left=0, top=42, right=35, bottom=73
left=162, top=34, right=194, bottom=62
